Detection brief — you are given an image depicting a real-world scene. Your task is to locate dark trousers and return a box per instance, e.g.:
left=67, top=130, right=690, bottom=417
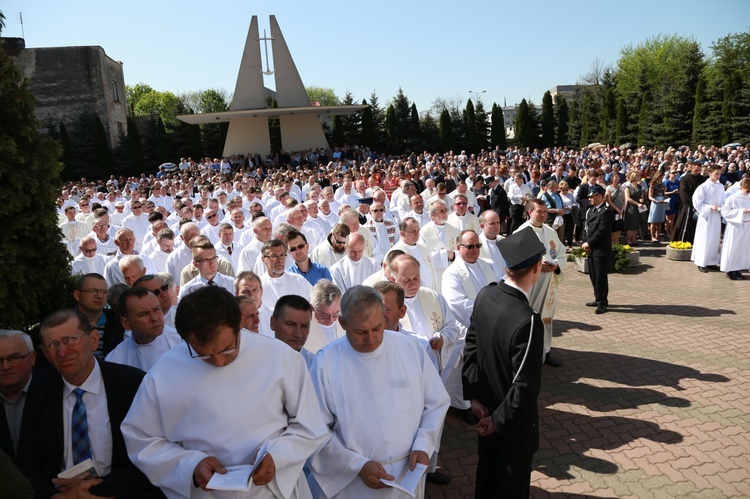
left=475, top=437, right=533, bottom=498
left=508, top=204, right=526, bottom=235
left=588, top=255, right=609, bottom=305
left=563, top=213, right=574, bottom=247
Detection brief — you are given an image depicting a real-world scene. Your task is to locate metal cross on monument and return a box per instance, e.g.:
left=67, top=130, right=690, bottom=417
left=258, top=29, right=275, bottom=75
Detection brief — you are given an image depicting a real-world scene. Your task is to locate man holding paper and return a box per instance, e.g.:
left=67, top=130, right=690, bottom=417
left=121, top=286, right=329, bottom=498
left=308, top=285, right=450, bottom=498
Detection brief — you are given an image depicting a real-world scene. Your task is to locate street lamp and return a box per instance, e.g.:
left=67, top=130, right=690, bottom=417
left=469, top=90, right=486, bottom=104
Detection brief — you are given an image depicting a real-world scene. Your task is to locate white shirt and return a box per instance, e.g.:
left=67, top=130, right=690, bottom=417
left=330, top=256, right=379, bottom=293
left=105, top=326, right=182, bottom=372
left=178, top=273, right=235, bottom=298
left=62, top=362, right=112, bottom=477
left=121, top=330, right=329, bottom=499
left=309, top=332, right=449, bottom=498
left=259, top=272, right=313, bottom=311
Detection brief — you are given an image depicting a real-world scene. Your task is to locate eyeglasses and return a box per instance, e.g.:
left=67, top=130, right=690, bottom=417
left=131, top=205, right=143, bottom=209
left=80, top=247, right=97, bottom=254
left=150, top=283, right=170, bottom=296
left=288, top=243, right=307, bottom=253
left=186, top=333, right=240, bottom=360
left=41, top=333, right=89, bottom=351
left=195, top=256, right=219, bottom=264
left=207, top=214, right=218, bottom=220
left=78, top=288, right=109, bottom=296
left=93, top=224, right=110, bottom=230
left=454, top=202, right=467, bottom=206
left=316, top=311, right=341, bottom=321
left=0, top=352, right=33, bottom=365
left=370, top=209, right=385, bottom=213
left=459, top=243, right=483, bottom=250
left=264, top=253, right=286, bottom=261
left=333, top=238, right=346, bottom=245
left=79, top=203, right=89, bottom=207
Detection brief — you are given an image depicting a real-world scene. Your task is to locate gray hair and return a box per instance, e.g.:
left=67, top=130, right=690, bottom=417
left=156, top=272, right=175, bottom=288
left=428, top=199, right=447, bottom=215
left=119, top=255, right=144, bottom=271
left=310, top=279, right=342, bottom=309
left=340, top=285, right=384, bottom=322
left=0, top=329, right=33, bottom=351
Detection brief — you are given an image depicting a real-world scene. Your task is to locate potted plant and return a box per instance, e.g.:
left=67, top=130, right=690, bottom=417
left=667, top=241, right=693, bottom=261
left=568, top=247, right=589, bottom=273
left=612, top=244, right=639, bottom=271
left=568, top=244, right=639, bottom=273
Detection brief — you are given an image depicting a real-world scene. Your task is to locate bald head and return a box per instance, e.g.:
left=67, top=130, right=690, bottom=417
left=346, top=233, right=365, bottom=262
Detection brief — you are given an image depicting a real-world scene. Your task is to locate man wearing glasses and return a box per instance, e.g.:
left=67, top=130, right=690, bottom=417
left=25, top=309, right=160, bottom=498
left=311, top=223, right=351, bottom=270
left=363, top=201, right=399, bottom=262
left=179, top=238, right=235, bottom=298
left=134, top=273, right=178, bottom=329
left=259, top=240, right=313, bottom=312
left=121, top=201, right=150, bottom=253
left=73, top=273, right=125, bottom=357
left=286, top=230, right=332, bottom=287
left=447, top=194, right=480, bottom=233
left=305, top=279, right=345, bottom=354
left=71, top=236, right=108, bottom=277
left=122, top=286, right=329, bottom=497
left=0, top=330, right=38, bottom=464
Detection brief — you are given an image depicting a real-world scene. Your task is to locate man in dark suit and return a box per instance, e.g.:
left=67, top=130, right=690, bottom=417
left=23, top=309, right=162, bottom=498
left=671, top=162, right=707, bottom=243
left=463, top=228, right=546, bottom=498
left=0, top=330, right=38, bottom=466
left=583, top=185, right=614, bottom=314
left=487, top=176, right=510, bottom=223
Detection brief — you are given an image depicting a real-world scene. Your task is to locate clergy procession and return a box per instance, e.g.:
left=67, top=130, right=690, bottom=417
left=3, top=143, right=750, bottom=498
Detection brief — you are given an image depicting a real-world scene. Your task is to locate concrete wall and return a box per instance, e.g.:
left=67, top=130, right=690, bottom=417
left=11, top=45, right=128, bottom=148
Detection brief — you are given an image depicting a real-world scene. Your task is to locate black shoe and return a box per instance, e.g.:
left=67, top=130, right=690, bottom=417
left=585, top=301, right=598, bottom=307
left=595, top=305, right=607, bottom=314
left=544, top=356, right=562, bottom=367
left=698, top=267, right=709, bottom=273
left=426, top=471, right=451, bottom=485
left=728, top=271, right=744, bottom=281
left=461, top=408, right=479, bottom=425
left=708, top=265, right=720, bottom=271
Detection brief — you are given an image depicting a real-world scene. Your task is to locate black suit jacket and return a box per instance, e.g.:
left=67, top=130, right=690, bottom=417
left=100, top=308, right=126, bottom=357
left=22, top=361, right=162, bottom=498
left=0, top=373, right=44, bottom=466
left=489, top=185, right=510, bottom=219
left=463, top=281, right=544, bottom=455
left=584, top=203, right=615, bottom=257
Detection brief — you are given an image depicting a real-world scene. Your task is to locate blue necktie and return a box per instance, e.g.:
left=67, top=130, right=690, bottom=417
left=71, top=388, right=92, bottom=464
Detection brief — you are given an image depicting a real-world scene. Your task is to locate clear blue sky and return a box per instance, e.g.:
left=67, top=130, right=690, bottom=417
left=2, top=0, right=748, bottom=113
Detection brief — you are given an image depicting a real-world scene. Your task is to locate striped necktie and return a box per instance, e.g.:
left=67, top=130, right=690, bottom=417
left=71, top=388, right=92, bottom=464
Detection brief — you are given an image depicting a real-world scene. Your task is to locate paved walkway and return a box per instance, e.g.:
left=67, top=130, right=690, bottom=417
left=427, top=245, right=750, bottom=498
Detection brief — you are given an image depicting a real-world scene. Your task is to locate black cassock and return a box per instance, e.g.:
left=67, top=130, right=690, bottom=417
left=463, top=281, right=544, bottom=498
left=671, top=173, right=707, bottom=243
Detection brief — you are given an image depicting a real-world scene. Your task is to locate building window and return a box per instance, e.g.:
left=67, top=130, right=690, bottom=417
left=112, top=80, right=119, bottom=102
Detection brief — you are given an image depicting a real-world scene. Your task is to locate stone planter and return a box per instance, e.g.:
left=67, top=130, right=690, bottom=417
left=667, top=247, right=692, bottom=261
left=627, top=251, right=640, bottom=267
left=575, top=251, right=639, bottom=273
left=574, top=257, right=589, bottom=274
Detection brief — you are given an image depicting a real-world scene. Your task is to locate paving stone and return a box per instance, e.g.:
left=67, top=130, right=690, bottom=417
left=428, top=248, right=750, bottom=498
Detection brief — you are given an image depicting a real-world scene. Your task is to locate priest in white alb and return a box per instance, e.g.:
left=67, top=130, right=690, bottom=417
left=105, top=287, right=182, bottom=372
left=515, top=199, right=567, bottom=367
left=389, top=218, right=440, bottom=293
left=259, top=239, right=313, bottom=311
left=441, top=230, right=498, bottom=405
left=720, top=177, right=750, bottom=280
left=478, top=210, right=507, bottom=280
left=308, top=286, right=450, bottom=498
left=692, top=165, right=726, bottom=272
left=306, top=279, right=346, bottom=353
left=389, top=255, right=462, bottom=407
left=330, top=233, right=380, bottom=293
left=122, top=286, right=330, bottom=499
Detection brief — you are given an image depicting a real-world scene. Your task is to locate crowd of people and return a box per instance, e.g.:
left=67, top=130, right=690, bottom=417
left=2, top=142, right=749, bottom=498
